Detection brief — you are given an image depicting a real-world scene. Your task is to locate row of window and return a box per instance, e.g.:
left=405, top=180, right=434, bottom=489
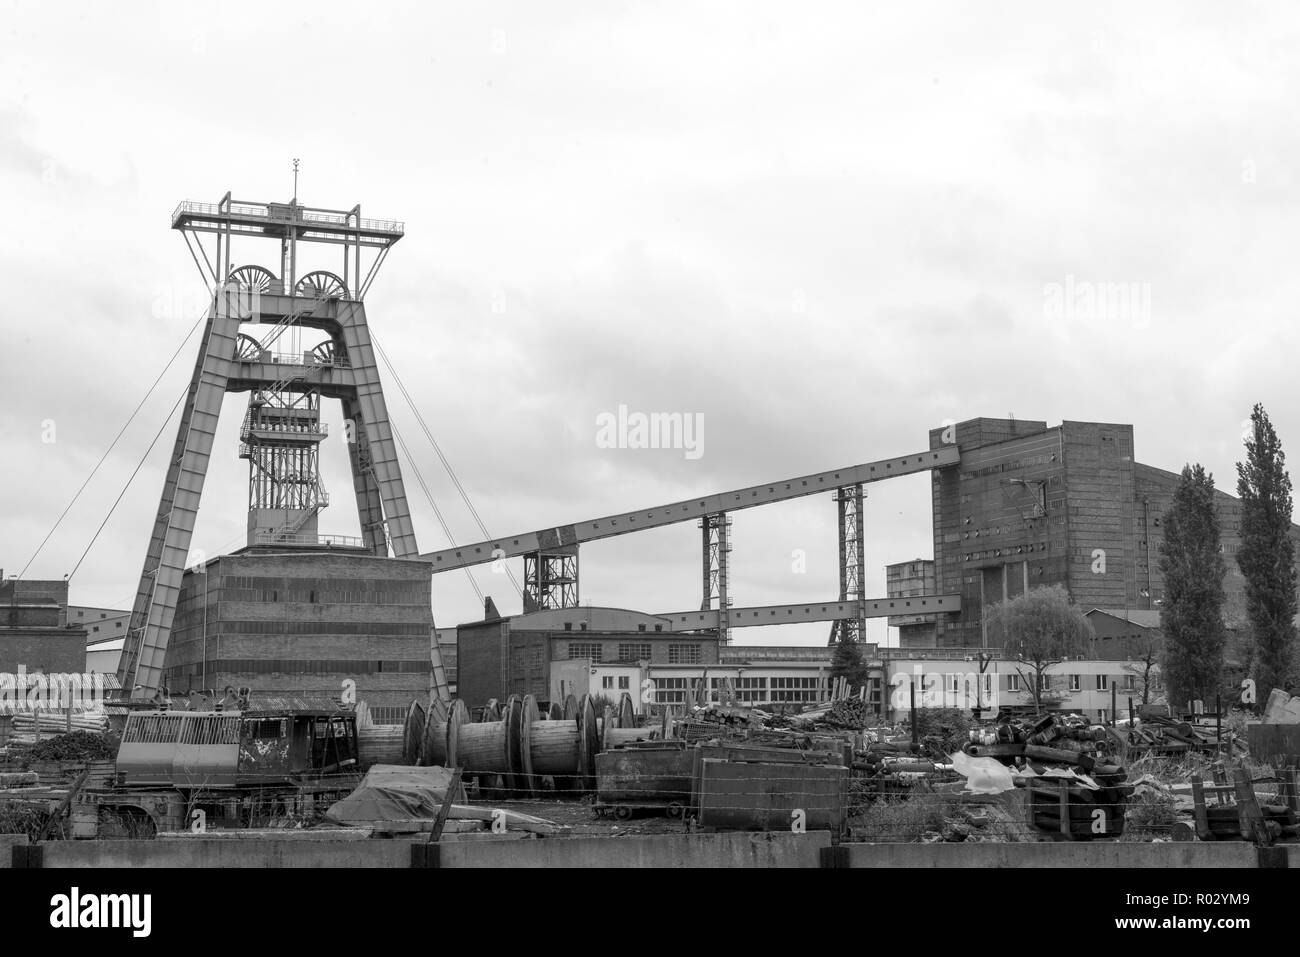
left=560, top=621, right=667, bottom=634
left=1004, top=673, right=1137, bottom=692
left=166, top=658, right=428, bottom=678
left=215, top=621, right=430, bottom=636
left=566, top=642, right=701, bottom=664
left=214, top=588, right=430, bottom=605
left=647, top=675, right=823, bottom=705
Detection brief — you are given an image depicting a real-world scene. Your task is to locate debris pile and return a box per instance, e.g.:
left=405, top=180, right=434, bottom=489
left=688, top=697, right=872, bottom=734
left=11, top=730, right=120, bottom=762
left=1124, top=713, right=1238, bottom=755
left=957, top=712, right=1132, bottom=839
left=5, top=712, right=110, bottom=748
left=787, top=696, right=871, bottom=731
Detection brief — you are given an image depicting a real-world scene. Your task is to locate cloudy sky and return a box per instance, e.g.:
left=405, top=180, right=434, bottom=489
left=2, top=1, right=1298, bottom=646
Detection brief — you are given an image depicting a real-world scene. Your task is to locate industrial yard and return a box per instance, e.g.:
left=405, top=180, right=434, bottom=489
left=4, top=23, right=1300, bottom=952
left=0, top=187, right=1298, bottom=872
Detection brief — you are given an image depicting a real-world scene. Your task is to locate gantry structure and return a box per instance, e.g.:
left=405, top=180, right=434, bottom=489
left=417, top=449, right=964, bottom=643
left=116, top=192, right=442, bottom=700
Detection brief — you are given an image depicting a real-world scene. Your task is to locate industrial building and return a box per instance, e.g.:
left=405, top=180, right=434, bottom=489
left=0, top=577, right=87, bottom=677
left=162, top=545, right=435, bottom=722
left=886, top=559, right=939, bottom=648
left=916, top=417, right=1300, bottom=649
left=456, top=603, right=722, bottom=709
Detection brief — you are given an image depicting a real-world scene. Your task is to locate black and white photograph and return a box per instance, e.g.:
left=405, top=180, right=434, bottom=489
left=0, top=0, right=1296, bottom=926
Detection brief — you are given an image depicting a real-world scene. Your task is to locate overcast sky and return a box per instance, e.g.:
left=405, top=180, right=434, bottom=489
left=2, top=2, right=1298, bottom=646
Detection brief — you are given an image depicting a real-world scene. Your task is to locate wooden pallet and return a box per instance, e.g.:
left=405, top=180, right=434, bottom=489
left=1190, top=765, right=1299, bottom=844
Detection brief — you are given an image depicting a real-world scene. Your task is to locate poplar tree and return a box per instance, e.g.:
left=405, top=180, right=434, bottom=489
left=1236, top=404, right=1298, bottom=700
left=1158, top=464, right=1226, bottom=707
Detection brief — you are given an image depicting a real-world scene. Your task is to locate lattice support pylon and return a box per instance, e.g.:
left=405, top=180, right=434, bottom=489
left=701, top=512, right=732, bottom=643
left=523, top=546, right=579, bottom=611
left=828, top=484, right=866, bottom=645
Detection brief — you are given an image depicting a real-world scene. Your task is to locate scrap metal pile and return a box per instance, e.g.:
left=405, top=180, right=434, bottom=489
left=686, top=696, right=872, bottom=734
left=959, top=712, right=1132, bottom=839
left=1124, top=712, right=1243, bottom=757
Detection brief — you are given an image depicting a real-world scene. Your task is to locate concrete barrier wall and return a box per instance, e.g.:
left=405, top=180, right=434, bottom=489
left=824, top=842, right=1264, bottom=868
left=0, top=834, right=26, bottom=868
left=12, top=834, right=1293, bottom=869
left=38, top=837, right=419, bottom=869
left=435, top=831, right=831, bottom=868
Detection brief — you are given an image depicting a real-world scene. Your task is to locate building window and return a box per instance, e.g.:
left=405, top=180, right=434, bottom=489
left=601, top=675, right=614, bottom=690
left=618, top=676, right=629, bottom=690
left=1095, top=674, right=1109, bottom=691
left=1007, top=674, right=1021, bottom=692
left=617, top=643, right=652, bottom=662
left=1038, top=673, right=1050, bottom=691
left=568, top=642, right=603, bottom=662
left=735, top=677, right=768, bottom=704
left=1122, top=674, right=1136, bottom=692
left=770, top=677, right=819, bottom=704
left=668, top=643, right=701, bottom=665
left=653, top=676, right=688, bottom=705
left=1069, top=674, right=1080, bottom=692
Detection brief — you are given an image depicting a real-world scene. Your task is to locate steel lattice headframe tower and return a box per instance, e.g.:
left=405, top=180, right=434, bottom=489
left=117, top=192, right=426, bottom=700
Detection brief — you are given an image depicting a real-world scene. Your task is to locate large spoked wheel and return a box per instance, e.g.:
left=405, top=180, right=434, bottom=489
left=310, top=339, right=347, bottom=367
left=226, top=265, right=276, bottom=294
left=296, top=270, right=349, bottom=300
left=235, top=333, right=264, bottom=361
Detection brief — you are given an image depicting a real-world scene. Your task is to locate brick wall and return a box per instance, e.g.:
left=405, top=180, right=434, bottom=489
left=0, top=630, right=86, bottom=674
left=162, top=549, right=434, bottom=712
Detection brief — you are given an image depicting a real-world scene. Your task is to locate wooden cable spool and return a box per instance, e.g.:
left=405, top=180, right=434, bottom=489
left=403, top=700, right=426, bottom=765
left=576, top=694, right=599, bottom=790
left=453, top=723, right=510, bottom=775
left=529, top=720, right=582, bottom=778
left=562, top=695, right=578, bottom=720
left=503, top=694, right=524, bottom=792
left=517, top=694, right=542, bottom=797
left=430, top=693, right=651, bottom=793
left=547, top=701, right=563, bottom=720
left=420, top=698, right=449, bottom=766
left=443, top=699, right=472, bottom=768
left=618, top=693, right=636, bottom=729
left=483, top=698, right=502, bottom=722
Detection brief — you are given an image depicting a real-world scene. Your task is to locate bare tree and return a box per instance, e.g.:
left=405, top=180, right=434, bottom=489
left=1122, top=631, right=1163, bottom=708
left=987, top=585, right=1094, bottom=713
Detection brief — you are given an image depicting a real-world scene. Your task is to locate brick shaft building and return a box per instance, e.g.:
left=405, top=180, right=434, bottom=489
left=163, top=547, right=434, bottom=719
left=925, top=418, right=1300, bottom=649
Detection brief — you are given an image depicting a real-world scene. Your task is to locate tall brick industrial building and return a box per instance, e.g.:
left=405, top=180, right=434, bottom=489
left=920, top=417, right=1300, bottom=649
